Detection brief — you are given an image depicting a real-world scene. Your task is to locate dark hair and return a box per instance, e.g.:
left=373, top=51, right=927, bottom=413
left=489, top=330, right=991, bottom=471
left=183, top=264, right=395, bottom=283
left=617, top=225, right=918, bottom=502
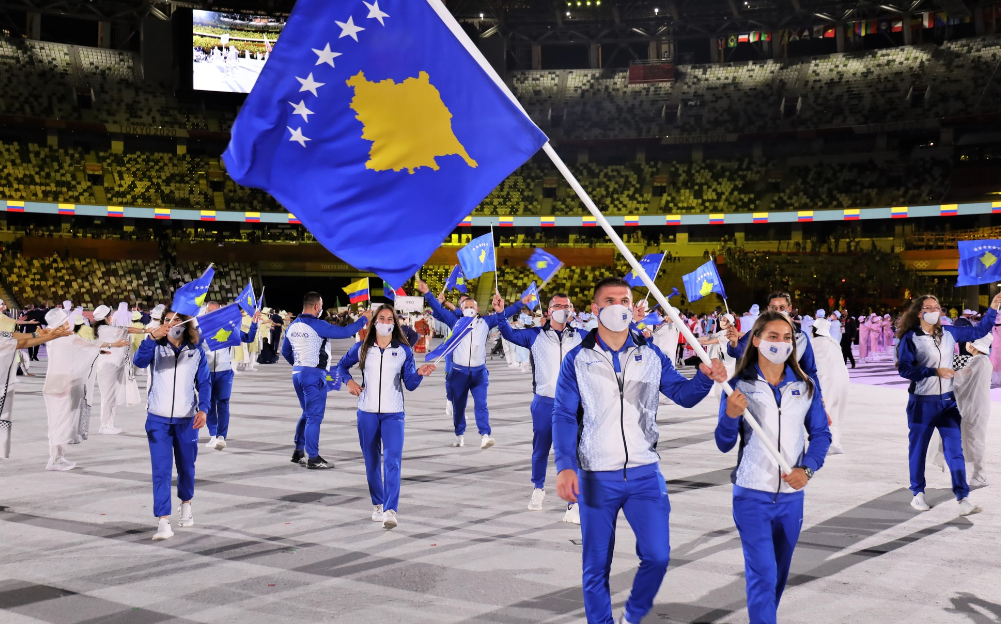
left=896, top=294, right=939, bottom=340
left=359, top=304, right=409, bottom=370
left=767, top=291, right=792, bottom=307
left=161, top=309, right=200, bottom=345
left=303, top=291, right=322, bottom=309
left=592, top=277, right=631, bottom=302
left=549, top=292, right=571, bottom=307
left=734, top=310, right=814, bottom=397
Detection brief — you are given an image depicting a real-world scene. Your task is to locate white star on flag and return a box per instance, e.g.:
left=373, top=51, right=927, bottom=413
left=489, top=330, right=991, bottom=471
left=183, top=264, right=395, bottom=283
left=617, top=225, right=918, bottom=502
left=296, top=73, right=325, bottom=97
left=363, top=1, right=390, bottom=26
left=287, top=127, right=311, bottom=147
left=289, top=100, right=314, bottom=122
left=312, top=43, right=342, bottom=67
left=336, top=15, right=365, bottom=41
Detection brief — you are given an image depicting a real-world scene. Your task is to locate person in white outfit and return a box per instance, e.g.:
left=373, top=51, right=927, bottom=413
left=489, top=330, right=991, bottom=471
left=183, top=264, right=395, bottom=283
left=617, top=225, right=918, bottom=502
left=811, top=318, right=850, bottom=454
left=42, top=308, right=128, bottom=471
left=94, top=304, right=146, bottom=435
left=698, top=313, right=738, bottom=406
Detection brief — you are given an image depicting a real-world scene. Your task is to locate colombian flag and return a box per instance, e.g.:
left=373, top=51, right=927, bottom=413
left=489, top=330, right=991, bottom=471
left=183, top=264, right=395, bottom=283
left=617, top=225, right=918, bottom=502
left=624, top=216, right=639, bottom=226
left=154, top=207, right=171, bottom=220
left=459, top=215, right=473, bottom=227
left=498, top=216, right=514, bottom=227
left=245, top=212, right=261, bottom=223
left=107, top=205, right=124, bottom=217
left=288, top=213, right=301, bottom=224
left=540, top=216, right=555, bottom=227
left=752, top=212, right=768, bottom=224
left=797, top=211, right=813, bottom=222
left=5, top=201, right=24, bottom=213
left=582, top=215, right=596, bottom=227
left=844, top=208, right=860, bottom=221
left=342, top=277, right=370, bottom=304
left=992, top=201, right=1001, bottom=214
left=201, top=210, right=216, bottom=222
left=709, top=213, right=725, bottom=225
left=665, top=215, right=681, bottom=226
left=940, top=204, right=958, bottom=216
left=891, top=206, right=908, bottom=219
left=57, top=204, right=75, bottom=215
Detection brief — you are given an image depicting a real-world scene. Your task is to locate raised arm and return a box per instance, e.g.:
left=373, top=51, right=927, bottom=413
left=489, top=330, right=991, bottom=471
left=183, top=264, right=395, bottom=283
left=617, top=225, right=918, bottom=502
left=494, top=313, right=540, bottom=350
left=945, top=307, right=997, bottom=344
left=315, top=315, right=369, bottom=340
left=424, top=292, right=461, bottom=327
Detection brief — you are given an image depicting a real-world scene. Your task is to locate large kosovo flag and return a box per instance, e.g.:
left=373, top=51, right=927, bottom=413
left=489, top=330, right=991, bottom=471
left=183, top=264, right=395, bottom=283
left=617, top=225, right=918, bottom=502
left=223, top=0, right=548, bottom=287
left=957, top=239, right=1001, bottom=287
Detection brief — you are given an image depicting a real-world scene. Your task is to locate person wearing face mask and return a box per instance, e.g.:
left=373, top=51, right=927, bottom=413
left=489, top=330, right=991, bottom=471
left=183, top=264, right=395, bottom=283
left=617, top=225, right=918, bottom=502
left=283, top=291, right=372, bottom=470
left=896, top=293, right=1000, bottom=516
left=200, top=301, right=261, bottom=451
left=337, top=304, right=436, bottom=530
left=716, top=311, right=831, bottom=624
left=552, top=277, right=729, bottom=624
left=133, top=308, right=211, bottom=541
left=493, top=292, right=584, bottom=518
left=416, top=279, right=522, bottom=449
left=726, top=292, right=823, bottom=403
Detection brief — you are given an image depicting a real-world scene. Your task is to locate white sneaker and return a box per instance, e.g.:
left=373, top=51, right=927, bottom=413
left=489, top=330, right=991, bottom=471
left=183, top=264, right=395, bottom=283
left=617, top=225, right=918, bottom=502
left=827, top=443, right=844, bottom=455
left=970, top=475, right=989, bottom=489
left=98, top=426, right=122, bottom=435
left=45, top=458, right=76, bottom=472
left=152, top=518, right=174, bottom=541
left=480, top=434, right=495, bottom=449
left=910, top=492, right=931, bottom=512
left=205, top=436, right=217, bottom=448
left=178, top=502, right=194, bottom=527
left=618, top=613, right=636, bottom=624
left=528, top=488, right=545, bottom=511
left=383, top=509, right=398, bottom=530
left=214, top=437, right=227, bottom=450
left=451, top=435, right=464, bottom=448
left=371, top=504, right=386, bottom=522
left=563, top=503, right=581, bottom=524
left=958, top=498, right=983, bottom=517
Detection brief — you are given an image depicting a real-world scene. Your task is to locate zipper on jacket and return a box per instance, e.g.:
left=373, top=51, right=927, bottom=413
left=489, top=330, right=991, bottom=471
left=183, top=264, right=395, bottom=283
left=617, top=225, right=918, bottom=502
left=170, top=346, right=180, bottom=423
left=377, top=348, right=385, bottom=414
left=773, top=404, right=782, bottom=503
left=618, top=349, right=632, bottom=481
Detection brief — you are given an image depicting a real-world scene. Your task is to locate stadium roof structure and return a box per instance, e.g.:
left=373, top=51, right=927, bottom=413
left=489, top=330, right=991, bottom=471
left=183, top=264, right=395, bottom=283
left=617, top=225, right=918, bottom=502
left=0, top=0, right=975, bottom=41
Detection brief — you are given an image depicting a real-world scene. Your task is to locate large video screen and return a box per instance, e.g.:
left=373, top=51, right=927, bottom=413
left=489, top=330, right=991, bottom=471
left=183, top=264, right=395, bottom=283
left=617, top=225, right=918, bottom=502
left=192, top=10, right=286, bottom=93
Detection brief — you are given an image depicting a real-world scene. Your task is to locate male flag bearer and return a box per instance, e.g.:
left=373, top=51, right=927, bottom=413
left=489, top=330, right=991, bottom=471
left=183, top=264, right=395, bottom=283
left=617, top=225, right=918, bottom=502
left=417, top=279, right=521, bottom=449
left=553, top=277, right=728, bottom=624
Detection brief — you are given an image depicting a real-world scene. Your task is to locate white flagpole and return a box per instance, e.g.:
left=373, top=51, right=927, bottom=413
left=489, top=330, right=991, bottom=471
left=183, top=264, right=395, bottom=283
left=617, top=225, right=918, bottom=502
left=428, top=322, right=475, bottom=368
left=490, top=223, right=500, bottom=296
left=642, top=252, right=668, bottom=306
left=542, top=142, right=793, bottom=475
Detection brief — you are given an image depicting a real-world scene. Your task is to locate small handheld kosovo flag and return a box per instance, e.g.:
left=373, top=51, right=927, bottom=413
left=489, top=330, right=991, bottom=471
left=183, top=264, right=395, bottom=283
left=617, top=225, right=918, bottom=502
left=957, top=239, right=1001, bottom=287
left=222, top=0, right=547, bottom=288
left=624, top=254, right=665, bottom=288
left=237, top=280, right=257, bottom=315
left=521, top=281, right=540, bottom=311
left=325, top=367, right=342, bottom=392
left=456, top=232, right=496, bottom=280
left=444, top=264, right=467, bottom=294
left=527, top=248, right=562, bottom=283
left=425, top=316, right=475, bottom=362
left=198, top=303, right=243, bottom=352
left=682, top=260, right=727, bottom=303
left=171, top=266, right=215, bottom=317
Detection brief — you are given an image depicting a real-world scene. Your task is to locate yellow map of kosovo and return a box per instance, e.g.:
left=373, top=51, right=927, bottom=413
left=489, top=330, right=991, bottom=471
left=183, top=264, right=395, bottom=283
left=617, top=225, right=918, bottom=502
left=346, top=71, right=478, bottom=174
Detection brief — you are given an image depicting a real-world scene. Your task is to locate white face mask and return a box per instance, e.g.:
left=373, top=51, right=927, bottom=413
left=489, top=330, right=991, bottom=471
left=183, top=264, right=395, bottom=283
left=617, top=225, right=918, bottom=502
left=550, top=309, right=571, bottom=324
left=598, top=304, right=632, bottom=332
left=758, top=339, right=793, bottom=364
left=168, top=325, right=185, bottom=340
left=462, top=307, right=477, bottom=318
left=922, top=311, right=940, bottom=325
left=375, top=322, right=394, bottom=337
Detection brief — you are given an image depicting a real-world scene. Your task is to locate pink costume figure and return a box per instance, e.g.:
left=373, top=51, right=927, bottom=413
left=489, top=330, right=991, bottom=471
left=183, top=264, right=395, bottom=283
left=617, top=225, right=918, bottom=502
left=882, top=314, right=894, bottom=352
left=991, top=317, right=1001, bottom=387
left=868, top=314, right=882, bottom=356
left=858, top=316, right=870, bottom=361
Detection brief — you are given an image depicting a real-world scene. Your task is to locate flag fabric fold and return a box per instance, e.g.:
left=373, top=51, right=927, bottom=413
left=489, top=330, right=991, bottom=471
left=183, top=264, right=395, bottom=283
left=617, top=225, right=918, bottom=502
left=382, top=281, right=407, bottom=301
left=957, top=239, right=1001, bottom=287
left=527, top=248, right=563, bottom=284
left=624, top=253, right=665, bottom=288
left=222, top=0, right=548, bottom=287
left=198, top=304, right=243, bottom=352
left=171, top=267, right=215, bottom=316
left=444, top=264, right=468, bottom=294
left=521, top=282, right=540, bottom=311
left=424, top=316, right=474, bottom=362
left=682, top=260, right=727, bottom=302
left=456, top=232, right=496, bottom=279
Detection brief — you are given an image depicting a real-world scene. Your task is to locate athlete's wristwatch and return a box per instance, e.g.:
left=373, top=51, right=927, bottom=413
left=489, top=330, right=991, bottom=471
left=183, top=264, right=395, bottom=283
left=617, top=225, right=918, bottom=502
left=799, top=466, right=814, bottom=480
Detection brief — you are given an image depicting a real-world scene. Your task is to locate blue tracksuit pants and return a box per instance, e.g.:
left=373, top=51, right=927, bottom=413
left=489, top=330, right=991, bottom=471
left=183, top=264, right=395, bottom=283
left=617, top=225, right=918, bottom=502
left=145, top=414, right=198, bottom=518
left=292, top=367, right=328, bottom=459
left=206, top=369, right=234, bottom=439
left=357, top=410, right=405, bottom=512
left=531, top=395, right=555, bottom=488
left=732, top=489, right=804, bottom=624
left=906, top=393, right=969, bottom=500
left=450, top=364, right=490, bottom=436
left=579, top=464, right=671, bottom=624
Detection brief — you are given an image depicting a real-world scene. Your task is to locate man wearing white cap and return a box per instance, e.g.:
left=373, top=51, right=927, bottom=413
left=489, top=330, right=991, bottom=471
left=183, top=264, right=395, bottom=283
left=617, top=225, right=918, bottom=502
left=93, top=304, right=147, bottom=435
left=811, top=317, right=850, bottom=454
left=42, top=308, right=128, bottom=470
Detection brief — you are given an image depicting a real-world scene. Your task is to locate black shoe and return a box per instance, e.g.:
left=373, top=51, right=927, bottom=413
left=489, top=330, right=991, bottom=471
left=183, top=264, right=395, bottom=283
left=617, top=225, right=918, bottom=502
left=306, top=456, right=333, bottom=470
left=291, top=449, right=305, bottom=464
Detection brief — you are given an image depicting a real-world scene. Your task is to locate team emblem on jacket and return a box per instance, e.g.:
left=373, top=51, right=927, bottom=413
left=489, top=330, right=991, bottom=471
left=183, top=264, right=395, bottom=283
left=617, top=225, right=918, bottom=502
left=791, top=389, right=800, bottom=396
left=392, top=352, right=398, bottom=357
left=634, top=354, right=642, bottom=362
